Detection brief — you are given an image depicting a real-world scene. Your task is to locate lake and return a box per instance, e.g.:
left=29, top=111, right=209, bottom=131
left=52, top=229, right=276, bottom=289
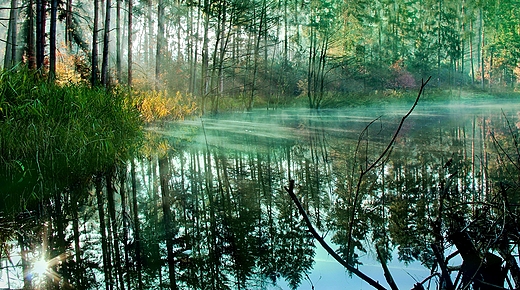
left=139, top=98, right=520, bottom=289
left=3, top=98, right=520, bottom=290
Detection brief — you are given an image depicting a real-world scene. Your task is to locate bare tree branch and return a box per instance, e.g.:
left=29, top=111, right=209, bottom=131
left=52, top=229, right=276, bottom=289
left=284, top=180, right=387, bottom=290
left=285, top=78, right=431, bottom=289
left=377, top=246, right=399, bottom=290
left=346, top=77, right=432, bottom=262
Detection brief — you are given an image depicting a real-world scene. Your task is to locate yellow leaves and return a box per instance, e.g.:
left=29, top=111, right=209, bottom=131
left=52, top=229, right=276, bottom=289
left=296, top=79, right=307, bottom=97
left=140, top=131, right=174, bottom=159
left=137, top=90, right=198, bottom=123
left=55, top=51, right=84, bottom=85
left=514, top=65, right=520, bottom=89
left=156, top=140, right=171, bottom=158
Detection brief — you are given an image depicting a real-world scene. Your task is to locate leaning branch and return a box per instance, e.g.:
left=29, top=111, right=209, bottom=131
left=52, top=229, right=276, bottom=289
left=377, top=246, right=399, bottom=290
left=284, top=180, right=387, bottom=290
left=364, top=76, right=431, bottom=173
left=345, top=76, right=431, bottom=261
left=285, top=78, right=432, bottom=290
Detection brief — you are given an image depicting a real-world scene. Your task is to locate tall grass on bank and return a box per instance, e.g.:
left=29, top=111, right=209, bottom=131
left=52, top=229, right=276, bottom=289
left=0, top=69, right=142, bottom=216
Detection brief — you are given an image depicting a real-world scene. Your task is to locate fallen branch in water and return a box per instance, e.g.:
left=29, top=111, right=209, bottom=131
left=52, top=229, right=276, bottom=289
left=377, top=246, right=399, bottom=290
left=346, top=77, right=431, bottom=259
left=431, top=243, right=455, bottom=290
left=284, top=180, right=387, bottom=290
left=285, top=78, right=432, bottom=290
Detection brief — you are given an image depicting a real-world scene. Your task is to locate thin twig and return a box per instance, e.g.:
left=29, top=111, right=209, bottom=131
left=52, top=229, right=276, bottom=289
left=346, top=77, right=431, bottom=262
left=364, top=77, right=431, bottom=173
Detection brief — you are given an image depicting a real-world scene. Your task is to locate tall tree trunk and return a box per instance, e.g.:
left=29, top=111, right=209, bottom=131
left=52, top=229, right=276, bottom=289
left=188, top=4, right=199, bottom=95
left=35, top=0, right=46, bottom=70
left=174, top=0, right=182, bottom=63
left=159, top=156, right=178, bottom=290
left=283, top=0, right=288, bottom=68
left=49, top=0, right=57, bottom=80
left=470, top=19, right=475, bottom=84
left=489, top=47, right=493, bottom=89
left=479, top=7, right=485, bottom=89
left=460, top=0, right=465, bottom=88
left=131, top=160, right=143, bottom=289
left=101, top=0, right=112, bottom=86
left=156, top=0, right=165, bottom=90
left=437, top=0, right=442, bottom=86
left=116, top=0, right=121, bottom=83
left=92, top=0, right=99, bottom=86
left=317, top=37, right=328, bottom=108
left=127, top=0, right=133, bottom=85
left=307, top=26, right=316, bottom=108
left=201, top=0, right=210, bottom=113
left=26, top=0, right=36, bottom=69
left=211, top=0, right=225, bottom=113
left=4, top=0, right=18, bottom=69
left=147, top=0, right=153, bottom=66
left=65, top=0, right=72, bottom=48
left=96, top=175, right=113, bottom=290
left=249, top=0, right=266, bottom=111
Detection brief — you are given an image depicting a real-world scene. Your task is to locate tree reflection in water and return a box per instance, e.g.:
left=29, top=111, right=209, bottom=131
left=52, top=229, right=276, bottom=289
left=134, top=101, right=520, bottom=289
left=3, top=101, right=520, bottom=289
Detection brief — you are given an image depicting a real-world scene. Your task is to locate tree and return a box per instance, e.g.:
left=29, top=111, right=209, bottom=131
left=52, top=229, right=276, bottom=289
left=156, top=0, right=166, bottom=89
left=49, top=0, right=57, bottom=80
left=4, top=0, right=18, bottom=69
left=25, top=0, right=36, bottom=69
left=116, top=0, right=122, bottom=83
left=92, top=0, right=99, bottom=86
left=65, top=0, right=73, bottom=48
left=101, top=0, right=112, bottom=86
left=35, top=0, right=46, bottom=70
left=305, top=0, right=341, bottom=108
left=247, top=0, right=268, bottom=111
left=483, top=0, right=520, bottom=87
left=128, top=0, right=133, bottom=85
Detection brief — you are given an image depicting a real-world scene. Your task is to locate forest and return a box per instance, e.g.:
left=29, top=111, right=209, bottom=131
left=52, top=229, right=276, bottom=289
left=1, top=0, right=520, bottom=289
left=0, top=0, right=519, bottom=109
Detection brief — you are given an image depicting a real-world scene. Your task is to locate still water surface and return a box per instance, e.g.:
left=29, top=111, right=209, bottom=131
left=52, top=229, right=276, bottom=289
left=145, top=98, right=520, bottom=289
left=3, top=99, right=520, bottom=290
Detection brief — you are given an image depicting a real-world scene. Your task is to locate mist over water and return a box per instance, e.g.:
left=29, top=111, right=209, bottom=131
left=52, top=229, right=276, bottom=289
left=172, top=98, right=520, bottom=151
left=3, top=97, right=520, bottom=289
left=142, top=98, right=520, bottom=289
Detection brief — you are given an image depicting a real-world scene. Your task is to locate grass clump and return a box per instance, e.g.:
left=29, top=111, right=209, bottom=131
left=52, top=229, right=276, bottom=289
left=0, top=69, right=142, bottom=215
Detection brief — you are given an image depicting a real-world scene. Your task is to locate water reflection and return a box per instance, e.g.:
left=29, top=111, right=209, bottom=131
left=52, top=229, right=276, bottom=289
left=133, top=102, right=518, bottom=289
left=136, top=133, right=321, bottom=289
left=3, top=101, right=520, bottom=289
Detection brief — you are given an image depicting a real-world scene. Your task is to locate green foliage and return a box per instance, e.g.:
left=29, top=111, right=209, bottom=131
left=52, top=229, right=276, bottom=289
left=0, top=69, right=142, bottom=215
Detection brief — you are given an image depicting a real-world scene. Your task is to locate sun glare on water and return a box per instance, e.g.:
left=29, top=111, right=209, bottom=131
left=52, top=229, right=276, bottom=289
left=32, top=258, right=49, bottom=276
left=29, top=252, right=71, bottom=287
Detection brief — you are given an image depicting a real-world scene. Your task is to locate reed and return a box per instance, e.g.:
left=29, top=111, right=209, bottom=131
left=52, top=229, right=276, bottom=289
left=0, top=69, right=142, bottom=216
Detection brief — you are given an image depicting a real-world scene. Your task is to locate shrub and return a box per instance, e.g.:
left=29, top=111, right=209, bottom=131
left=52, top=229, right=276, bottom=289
left=136, top=90, right=198, bottom=123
